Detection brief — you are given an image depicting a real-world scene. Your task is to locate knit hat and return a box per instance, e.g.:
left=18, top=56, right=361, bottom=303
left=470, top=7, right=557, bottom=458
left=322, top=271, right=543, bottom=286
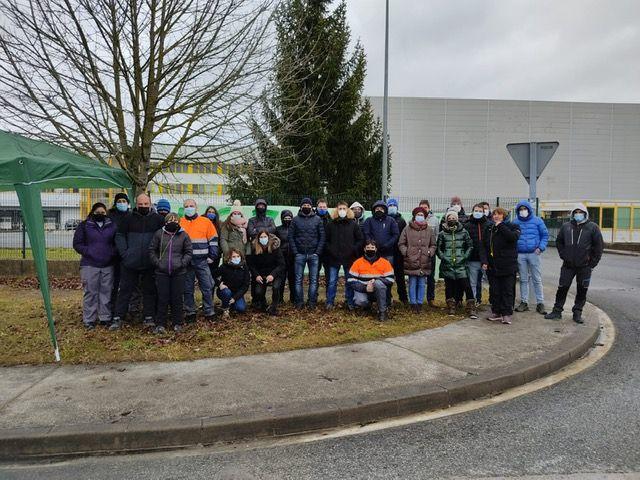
left=91, top=202, right=107, bottom=214
left=156, top=198, right=171, bottom=213
left=350, top=201, right=364, bottom=210
left=165, top=212, right=180, bottom=224
left=445, top=209, right=459, bottom=221
left=412, top=206, right=427, bottom=218
left=387, top=198, right=399, bottom=207
left=300, top=197, right=313, bottom=207
left=255, top=198, right=267, bottom=208
left=113, top=192, right=129, bottom=205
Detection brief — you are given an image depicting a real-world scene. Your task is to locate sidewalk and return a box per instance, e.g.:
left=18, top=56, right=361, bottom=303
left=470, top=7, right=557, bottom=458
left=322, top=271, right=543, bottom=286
left=0, top=297, right=602, bottom=460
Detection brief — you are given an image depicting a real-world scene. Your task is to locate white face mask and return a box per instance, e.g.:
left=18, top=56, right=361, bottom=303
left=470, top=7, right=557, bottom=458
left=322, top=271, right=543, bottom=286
left=338, top=209, right=347, bottom=218
left=519, top=209, right=529, bottom=218
left=415, top=215, right=425, bottom=223
left=451, top=204, right=461, bottom=213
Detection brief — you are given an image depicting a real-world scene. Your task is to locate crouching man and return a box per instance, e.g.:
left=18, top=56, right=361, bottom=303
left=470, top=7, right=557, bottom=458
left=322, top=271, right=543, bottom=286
left=348, top=239, right=395, bottom=321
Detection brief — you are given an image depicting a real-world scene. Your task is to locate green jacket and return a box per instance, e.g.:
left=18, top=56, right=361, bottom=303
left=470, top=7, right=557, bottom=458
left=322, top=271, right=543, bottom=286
left=436, top=223, right=472, bottom=279
left=220, top=224, right=251, bottom=258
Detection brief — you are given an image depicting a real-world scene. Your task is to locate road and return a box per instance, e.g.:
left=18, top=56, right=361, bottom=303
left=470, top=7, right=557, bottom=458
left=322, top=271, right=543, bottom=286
left=2, top=251, right=639, bottom=479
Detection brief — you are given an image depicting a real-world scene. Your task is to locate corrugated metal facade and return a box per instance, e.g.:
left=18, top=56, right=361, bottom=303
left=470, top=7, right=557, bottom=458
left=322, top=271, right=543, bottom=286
left=368, top=96, right=640, bottom=201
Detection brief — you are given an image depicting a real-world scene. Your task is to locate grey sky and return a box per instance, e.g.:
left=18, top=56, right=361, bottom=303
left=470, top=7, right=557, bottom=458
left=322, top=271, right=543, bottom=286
left=346, top=0, right=640, bottom=102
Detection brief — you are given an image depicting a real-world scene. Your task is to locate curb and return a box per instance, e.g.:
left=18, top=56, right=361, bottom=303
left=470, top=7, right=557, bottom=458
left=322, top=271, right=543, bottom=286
left=0, top=311, right=601, bottom=460
left=603, top=249, right=640, bottom=257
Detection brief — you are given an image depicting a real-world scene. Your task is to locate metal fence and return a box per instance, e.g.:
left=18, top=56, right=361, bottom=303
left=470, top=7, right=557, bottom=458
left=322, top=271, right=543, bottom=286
left=0, top=190, right=524, bottom=261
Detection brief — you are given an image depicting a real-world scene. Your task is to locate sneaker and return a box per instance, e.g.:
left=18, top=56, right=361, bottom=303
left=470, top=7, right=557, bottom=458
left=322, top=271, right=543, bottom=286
left=267, top=306, right=279, bottom=316
left=99, top=321, right=111, bottom=328
left=173, top=324, right=183, bottom=333
left=221, top=309, right=230, bottom=320
left=536, top=303, right=547, bottom=315
left=307, top=303, right=317, bottom=311
left=501, top=315, right=513, bottom=325
left=573, top=311, right=584, bottom=324
left=109, top=320, right=122, bottom=331
left=295, top=303, right=304, bottom=311
left=545, top=310, right=562, bottom=320
left=487, top=313, right=503, bottom=322
left=185, top=313, right=197, bottom=324
left=153, top=325, right=166, bottom=335
left=143, top=317, right=156, bottom=328
left=325, top=303, right=334, bottom=311
left=515, top=302, right=529, bottom=312
left=84, top=322, right=96, bottom=330
left=377, top=311, right=388, bottom=322
left=204, top=314, right=216, bottom=323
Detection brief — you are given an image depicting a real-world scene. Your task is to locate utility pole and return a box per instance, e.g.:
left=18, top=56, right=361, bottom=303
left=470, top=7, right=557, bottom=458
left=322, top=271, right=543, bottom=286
left=381, top=0, right=389, bottom=200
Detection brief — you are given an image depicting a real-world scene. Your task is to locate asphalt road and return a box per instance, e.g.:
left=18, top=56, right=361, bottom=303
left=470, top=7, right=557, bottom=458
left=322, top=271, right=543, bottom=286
left=2, top=250, right=639, bottom=480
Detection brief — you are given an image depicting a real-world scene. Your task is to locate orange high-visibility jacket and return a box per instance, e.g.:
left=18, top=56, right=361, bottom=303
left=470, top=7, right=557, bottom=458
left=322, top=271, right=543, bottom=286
left=180, top=215, right=218, bottom=260
left=348, top=256, right=394, bottom=284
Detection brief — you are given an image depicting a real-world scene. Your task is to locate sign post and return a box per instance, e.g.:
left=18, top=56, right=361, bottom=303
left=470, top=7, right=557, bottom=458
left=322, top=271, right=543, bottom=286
left=507, top=141, right=559, bottom=202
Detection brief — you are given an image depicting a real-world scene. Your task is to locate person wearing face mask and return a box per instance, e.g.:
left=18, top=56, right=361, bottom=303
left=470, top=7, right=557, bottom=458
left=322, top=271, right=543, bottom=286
left=107, top=192, right=131, bottom=317
left=325, top=202, right=364, bottom=310
left=464, top=203, right=489, bottom=306
left=221, top=210, right=251, bottom=258
left=386, top=198, right=408, bottom=304
left=440, top=196, right=468, bottom=230
left=214, top=248, right=250, bottom=318
left=248, top=230, right=285, bottom=315
left=73, top=202, right=117, bottom=329
left=348, top=239, right=395, bottom=322
left=545, top=204, right=603, bottom=324
left=111, top=194, right=165, bottom=331
left=289, top=197, right=325, bottom=309
left=204, top=206, right=222, bottom=273
left=275, top=210, right=296, bottom=303
left=315, top=198, right=332, bottom=284
left=362, top=200, right=400, bottom=264
left=350, top=201, right=366, bottom=229
left=512, top=200, right=549, bottom=315
left=149, top=213, right=193, bottom=334
left=436, top=210, right=476, bottom=318
left=418, top=200, right=440, bottom=307
left=180, top=199, right=218, bottom=323
left=247, top=198, right=276, bottom=241
left=398, top=207, right=437, bottom=313
left=156, top=199, right=171, bottom=218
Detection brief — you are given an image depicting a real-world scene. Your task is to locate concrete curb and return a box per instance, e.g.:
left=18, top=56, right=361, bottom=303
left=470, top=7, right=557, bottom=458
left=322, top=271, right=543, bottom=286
left=603, top=249, right=640, bottom=257
left=0, top=310, right=601, bottom=461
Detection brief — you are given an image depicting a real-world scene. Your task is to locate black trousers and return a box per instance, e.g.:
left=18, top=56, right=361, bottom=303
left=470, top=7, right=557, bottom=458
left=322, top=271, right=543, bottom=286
left=490, top=273, right=516, bottom=316
left=553, top=264, right=592, bottom=313
left=253, top=276, right=283, bottom=310
left=279, top=254, right=296, bottom=303
left=155, top=273, right=185, bottom=327
left=115, top=267, right=156, bottom=320
left=444, top=277, right=474, bottom=302
left=392, top=251, right=408, bottom=303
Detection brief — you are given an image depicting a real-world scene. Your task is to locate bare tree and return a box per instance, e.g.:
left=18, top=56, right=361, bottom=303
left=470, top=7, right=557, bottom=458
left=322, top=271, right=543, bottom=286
left=0, top=0, right=276, bottom=192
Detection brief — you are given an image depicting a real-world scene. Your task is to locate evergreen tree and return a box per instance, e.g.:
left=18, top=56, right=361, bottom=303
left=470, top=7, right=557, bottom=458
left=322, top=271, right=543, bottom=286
left=228, top=0, right=390, bottom=204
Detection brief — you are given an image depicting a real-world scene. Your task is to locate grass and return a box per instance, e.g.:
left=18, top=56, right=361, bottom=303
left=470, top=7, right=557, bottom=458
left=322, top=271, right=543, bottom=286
left=0, top=248, right=78, bottom=260
left=0, top=279, right=461, bottom=366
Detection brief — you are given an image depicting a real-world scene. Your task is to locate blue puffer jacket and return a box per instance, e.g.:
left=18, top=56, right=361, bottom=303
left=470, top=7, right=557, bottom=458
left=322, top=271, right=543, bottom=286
left=288, top=210, right=325, bottom=256
left=362, top=201, right=400, bottom=257
left=512, top=200, right=549, bottom=254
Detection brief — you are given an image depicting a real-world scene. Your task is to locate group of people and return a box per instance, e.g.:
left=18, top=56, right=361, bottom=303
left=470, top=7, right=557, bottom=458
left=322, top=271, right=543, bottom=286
left=72, top=192, right=603, bottom=333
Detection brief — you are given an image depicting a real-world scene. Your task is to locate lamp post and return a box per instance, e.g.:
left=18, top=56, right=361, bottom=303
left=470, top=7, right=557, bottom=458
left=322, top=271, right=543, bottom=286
left=381, top=0, right=389, bottom=200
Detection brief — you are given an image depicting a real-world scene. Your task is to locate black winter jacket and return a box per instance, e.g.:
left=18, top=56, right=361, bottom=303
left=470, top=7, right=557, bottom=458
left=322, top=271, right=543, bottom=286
left=464, top=215, right=488, bottom=262
left=325, top=217, right=364, bottom=266
left=275, top=210, right=293, bottom=258
left=247, top=214, right=276, bottom=241
left=556, top=220, right=604, bottom=269
left=248, top=235, right=286, bottom=278
left=213, top=262, right=251, bottom=300
left=148, top=228, right=193, bottom=276
left=480, top=222, right=521, bottom=276
left=389, top=212, right=407, bottom=257
left=289, top=211, right=325, bottom=256
left=115, top=209, right=165, bottom=271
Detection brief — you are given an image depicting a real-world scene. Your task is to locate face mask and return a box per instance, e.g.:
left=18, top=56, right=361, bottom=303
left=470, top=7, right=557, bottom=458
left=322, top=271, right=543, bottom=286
left=451, top=204, right=461, bottom=213
left=338, top=209, right=347, bottom=218
left=415, top=215, right=425, bottom=223
left=353, top=209, right=362, bottom=218
left=116, top=202, right=128, bottom=212
left=206, top=213, right=217, bottom=221
left=282, top=218, right=292, bottom=226
left=158, top=211, right=169, bottom=218
left=301, top=206, right=312, bottom=215
left=165, top=222, right=179, bottom=233
left=184, top=207, right=196, bottom=217
left=574, top=213, right=585, bottom=223
left=317, top=208, right=328, bottom=216
left=259, top=237, right=269, bottom=246
left=364, top=249, right=376, bottom=258
left=484, top=209, right=490, bottom=217
left=232, top=213, right=242, bottom=220
left=256, top=206, right=266, bottom=215
left=472, top=211, right=484, bottom=220
left=388, top=206, right=398, bottom=215
left=519, top=209, right=529, bottom=218
left=374, top=210, right=385, bottom=219
left=447, top=219, right=457, bottom=227
left=137, top=206, right=150, bottom=215
left=230, top=257, right=241, bottom=265
left=92, top=213, right=106, bottom=222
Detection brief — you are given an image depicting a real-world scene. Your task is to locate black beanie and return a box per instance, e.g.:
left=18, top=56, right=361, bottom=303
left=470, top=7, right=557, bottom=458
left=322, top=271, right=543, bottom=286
left=113, top=192, right=129, bottom=205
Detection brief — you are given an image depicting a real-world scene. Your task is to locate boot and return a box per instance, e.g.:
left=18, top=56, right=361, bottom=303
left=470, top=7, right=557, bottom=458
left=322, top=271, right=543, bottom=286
left=428, top=300, right=437, bottom=309
left=466, top=299, right=478, bottom=319
left=377, top=310, right=388, bottom=322
left=536, top=303, right=547, bottom=315
left=446, top=298, right=456, bottom=316
left=545, top=310, right=562, bottom=320
left=572, top=311, right=584, bottom=324
left=515, top=302, right=529, bottom=312
left=417, top=304, right=422, bottom=313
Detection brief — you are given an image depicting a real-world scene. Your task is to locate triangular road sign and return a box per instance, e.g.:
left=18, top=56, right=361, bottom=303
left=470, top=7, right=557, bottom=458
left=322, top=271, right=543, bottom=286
left=507, top=142, right=559, bottom=180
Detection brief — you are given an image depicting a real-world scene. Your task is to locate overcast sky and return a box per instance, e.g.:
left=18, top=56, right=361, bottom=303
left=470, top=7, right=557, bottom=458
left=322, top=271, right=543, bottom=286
left=345, top=0, right=640, bottom=103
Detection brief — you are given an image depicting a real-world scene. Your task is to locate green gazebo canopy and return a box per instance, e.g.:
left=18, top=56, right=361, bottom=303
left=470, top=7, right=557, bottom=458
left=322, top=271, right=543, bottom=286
left=0, top=130, right=132, bottom=361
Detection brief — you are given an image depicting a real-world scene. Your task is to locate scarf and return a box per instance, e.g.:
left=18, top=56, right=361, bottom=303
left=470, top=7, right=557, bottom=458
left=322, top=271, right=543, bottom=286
left=229, top=214, right=248, bottom=243
left=410, top=220, right=428, bottom=231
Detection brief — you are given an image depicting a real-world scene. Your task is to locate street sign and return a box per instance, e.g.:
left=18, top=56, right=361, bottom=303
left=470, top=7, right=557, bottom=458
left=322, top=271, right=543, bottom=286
left=507, top=141, right=559, bottom=201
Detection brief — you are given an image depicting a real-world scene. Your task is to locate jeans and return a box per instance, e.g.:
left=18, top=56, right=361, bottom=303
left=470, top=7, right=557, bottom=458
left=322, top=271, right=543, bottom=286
left=80, top=265, right=113, bottom=325
left=184, top=258, right=214, bottom=316
left=155, top=273, right=185, bottom=327
left=408, top=275, right=426, bottom=305
left=517, top=252, right=544, bottom=304
left=114, top=267, right=156, bottom=321
left=468, top=261, right=483, bottom=301
left=294, top=253, right=320, bottom=306
left=217, top=287, right=247, bottom=313
left=553, top=264, right=592, bottom=313
left=326, top=262, right=354, bottom=307
left=351, top=279, right=389, bottom=313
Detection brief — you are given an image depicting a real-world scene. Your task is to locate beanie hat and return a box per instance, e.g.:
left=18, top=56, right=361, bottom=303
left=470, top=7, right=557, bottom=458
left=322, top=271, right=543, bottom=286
left=255, top=198, right=267, bottom=208
left=156, top=198, right=171, bottom=213
left=445, top=209, right=459, bottom=221
left=300, top=197, right=313, bottom=207
left=412, top=206, right=427, bottom=218
left=113, top=192, right=129, bottom=205
left=387, top=198, right=399, bottom=207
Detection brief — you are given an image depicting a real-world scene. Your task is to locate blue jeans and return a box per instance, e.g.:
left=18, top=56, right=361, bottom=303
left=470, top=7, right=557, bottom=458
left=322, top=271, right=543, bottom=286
left=518, top=252, right=544, bottom=303
left=294, top=253, right=320, bottom=306
left=468, top=261, right=483, bottom=301
left=351, top=279, right=389, bottom=313
left=184, top=259, right=214, bottom=316
left=217, top=287, right=246, bottom=313
left=326, top=263, right=354, bottom=307
left=408, top=275, right=426, bottom=305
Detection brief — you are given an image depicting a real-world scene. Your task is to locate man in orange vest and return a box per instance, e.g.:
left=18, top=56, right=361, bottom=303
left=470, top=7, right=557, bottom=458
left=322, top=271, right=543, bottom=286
left=348, top=239, right=395, bottom=321
left=180, top=199, right=219, bottom=322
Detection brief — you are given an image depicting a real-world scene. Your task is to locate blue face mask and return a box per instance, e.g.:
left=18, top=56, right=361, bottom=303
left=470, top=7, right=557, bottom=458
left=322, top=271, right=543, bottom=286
left=184, top=207, right=196, bottom=217
left=116, top=202, right=128, bottom=212
left=259, top=237, right=269, bottom=246
left=317, top=208, right=328, bottom=216
left=388, top=206, right=398, bottom=215
left=206, top=213, right=217, bottom=221
left=473, top=211, right=484, bottom=220
left=574, top=213, right=585, bottom=223
left=230, top=257, right=241, bottom=265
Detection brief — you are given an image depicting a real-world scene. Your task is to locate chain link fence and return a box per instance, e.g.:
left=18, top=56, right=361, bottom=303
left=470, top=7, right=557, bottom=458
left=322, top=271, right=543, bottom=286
left=0, top=189, right=523, bottom=261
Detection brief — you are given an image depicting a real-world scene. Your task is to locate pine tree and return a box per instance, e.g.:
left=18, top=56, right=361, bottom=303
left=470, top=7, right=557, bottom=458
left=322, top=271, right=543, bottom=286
left=228, top=0, right=390, bottom=205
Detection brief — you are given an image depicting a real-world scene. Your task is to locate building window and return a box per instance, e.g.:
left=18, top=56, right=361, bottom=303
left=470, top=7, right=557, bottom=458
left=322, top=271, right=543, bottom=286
left=632, top=208, right=640, bottom=230
left=601, top=208, right=614, bottom=229
left=616, top=207, right=631, bottom=229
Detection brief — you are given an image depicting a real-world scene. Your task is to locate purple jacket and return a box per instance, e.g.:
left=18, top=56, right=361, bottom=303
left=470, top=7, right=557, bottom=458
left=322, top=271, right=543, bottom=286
left=73, top=217, right=117, bottom=268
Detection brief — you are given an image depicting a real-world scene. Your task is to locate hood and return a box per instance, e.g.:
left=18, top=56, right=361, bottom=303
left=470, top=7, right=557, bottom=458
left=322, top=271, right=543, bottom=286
left=350, top=201, right=364, bottom=210
left=571, top=203, right=589, bottom=221
left=371, top=200, right=388, bottom=214
left=331, top=206, right=355, bottom=221
left=280, top=209, right=293, bottom=222
left=516, top=200, right=534, bottom=220
left=255, top=198, right=268, bottom=208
